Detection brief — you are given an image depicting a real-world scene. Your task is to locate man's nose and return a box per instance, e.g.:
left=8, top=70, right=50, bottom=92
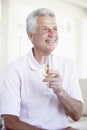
left=48, top=29, right=55, bottom=37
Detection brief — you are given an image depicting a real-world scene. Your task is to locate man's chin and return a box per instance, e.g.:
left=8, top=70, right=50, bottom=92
left=45, top=48, right=55, bottom=55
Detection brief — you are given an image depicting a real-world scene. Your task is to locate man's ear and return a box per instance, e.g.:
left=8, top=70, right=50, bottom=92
left=28, top=32, right=33, bottom=41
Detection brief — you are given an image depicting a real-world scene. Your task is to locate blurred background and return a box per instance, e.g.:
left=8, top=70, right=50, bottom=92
left=0, top=0, right=87, bottom=94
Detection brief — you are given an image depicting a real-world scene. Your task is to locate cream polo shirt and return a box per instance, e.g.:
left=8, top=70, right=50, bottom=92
left=0, top=48, right=83, bottom=130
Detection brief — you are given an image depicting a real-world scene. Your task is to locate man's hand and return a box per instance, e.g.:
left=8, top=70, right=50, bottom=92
left=43, top=72, right=83, bottom=121
left=64, top=126, right=78, bottom=130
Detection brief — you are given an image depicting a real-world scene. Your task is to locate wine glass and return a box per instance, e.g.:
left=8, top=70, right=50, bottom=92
left=41, top=55, right=55, bottom=94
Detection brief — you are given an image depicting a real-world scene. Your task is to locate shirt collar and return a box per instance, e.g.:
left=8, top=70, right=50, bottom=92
left=27, top=48, right=41, bottom=71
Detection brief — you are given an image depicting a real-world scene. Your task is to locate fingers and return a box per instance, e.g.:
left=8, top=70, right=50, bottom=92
left=42, top=72, right=65, bottom=96
left=49, top=80, right=63, bottom=88
left=43, top=72, right=63, bottom=90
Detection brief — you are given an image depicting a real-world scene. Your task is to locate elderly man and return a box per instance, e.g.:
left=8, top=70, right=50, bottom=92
left=0, top=8, right=83, bottom=130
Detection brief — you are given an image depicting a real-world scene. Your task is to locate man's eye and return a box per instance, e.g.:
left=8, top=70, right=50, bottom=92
left=54, top=28, right=57, bottom=31
left=41, top=28, right=48, bottom=33
left=42, top=28, right=48, bottom=31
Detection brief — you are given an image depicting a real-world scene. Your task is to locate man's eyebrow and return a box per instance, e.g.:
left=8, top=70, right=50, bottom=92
left=39, top=25, right=58, bottom=28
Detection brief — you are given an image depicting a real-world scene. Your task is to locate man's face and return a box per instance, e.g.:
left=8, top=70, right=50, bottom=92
left=29, top=16, right=58, bottom=55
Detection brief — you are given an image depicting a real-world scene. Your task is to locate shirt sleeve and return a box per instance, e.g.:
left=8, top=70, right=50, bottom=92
left=0, top=65, right=21, bottom=117
left=68, top=62, right=83, bottom=103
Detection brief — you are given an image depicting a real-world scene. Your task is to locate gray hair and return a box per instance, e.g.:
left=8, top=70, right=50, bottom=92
left=26, top=8, right=56, bottom=33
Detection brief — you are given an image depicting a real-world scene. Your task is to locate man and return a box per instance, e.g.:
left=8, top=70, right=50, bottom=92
left=0, top=8, right=83, bottom=130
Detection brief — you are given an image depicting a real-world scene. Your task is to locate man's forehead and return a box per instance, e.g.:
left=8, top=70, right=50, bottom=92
left=37, top=16, right=57, bottom=25
left=38, top=25, right=57, bottom=28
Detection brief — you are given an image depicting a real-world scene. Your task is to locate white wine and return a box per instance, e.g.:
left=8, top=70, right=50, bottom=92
left=44, top=72, right=55, bottom=78
left=41, top=55, right=55, bottom=94
left=43, top=64, right=55, bottom=78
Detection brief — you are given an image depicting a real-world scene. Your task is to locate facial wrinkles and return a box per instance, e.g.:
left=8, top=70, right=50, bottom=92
left=37, top=27, right=57, bottom=43
left=34, top=16, right=58, bottom=49
left=46, top=29, right=58, bottom=45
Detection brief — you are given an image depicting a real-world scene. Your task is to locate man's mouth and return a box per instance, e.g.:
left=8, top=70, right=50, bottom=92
left=45, top=39, right=56, bottom=43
